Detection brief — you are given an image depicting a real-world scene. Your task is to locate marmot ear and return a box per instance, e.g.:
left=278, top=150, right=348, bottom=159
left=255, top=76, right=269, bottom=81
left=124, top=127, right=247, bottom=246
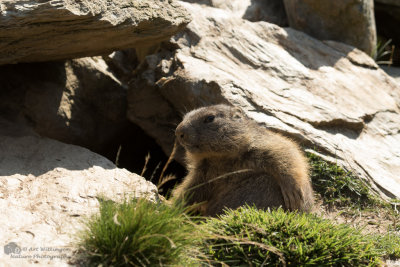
left=232, top=107, right=244, bottom=120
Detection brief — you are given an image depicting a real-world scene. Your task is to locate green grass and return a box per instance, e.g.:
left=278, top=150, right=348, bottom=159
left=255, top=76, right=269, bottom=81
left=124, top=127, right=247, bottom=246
left=202, top=206, right=398, bottom=266
left=371, top=37, right=393, bottom=65
left=374, top=233, right=400, bottom=259
left=76, top=198, right=202, bottom=266
left=75, top=152, right=400, bottom=266
left=76, top=199, right=400, bottom=266
left=307, top=152, right=381, bottom=209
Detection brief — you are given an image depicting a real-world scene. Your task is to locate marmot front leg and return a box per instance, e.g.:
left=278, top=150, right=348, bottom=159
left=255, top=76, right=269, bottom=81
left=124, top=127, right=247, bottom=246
left=245, top=148, right=311, bottom=211
left=171, top=172, right=210, bottom=213
left=276, top=173, right=306, bottom=211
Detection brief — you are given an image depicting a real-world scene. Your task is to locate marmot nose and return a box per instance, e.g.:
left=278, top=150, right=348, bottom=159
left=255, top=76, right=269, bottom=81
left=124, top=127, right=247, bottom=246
left=175, top=124, right=185, bottom=141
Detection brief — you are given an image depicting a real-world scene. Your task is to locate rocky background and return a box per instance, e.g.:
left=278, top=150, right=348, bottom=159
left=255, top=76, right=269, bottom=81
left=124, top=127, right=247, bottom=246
left=0, top=0, right=399, bottom=265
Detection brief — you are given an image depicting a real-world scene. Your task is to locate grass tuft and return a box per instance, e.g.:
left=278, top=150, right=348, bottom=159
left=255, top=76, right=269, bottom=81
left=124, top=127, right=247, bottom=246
left=307, top=152, right=380, bottom=209
left=77, top=198, right=202, bottom=266
left=76, top=199, right=400, bottom=266
left=202, top=206, right=393, bottom=266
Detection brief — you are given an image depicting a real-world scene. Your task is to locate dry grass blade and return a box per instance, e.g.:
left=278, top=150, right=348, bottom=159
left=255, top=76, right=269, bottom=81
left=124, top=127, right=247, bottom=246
left=157, top=174, right=177, bottom=190
left=140, top=152, right=150, bottom=177
left=115, top=145, right=122, bottom=167
left=186, top=169, right=254, bottom=193
left=210, top=233, right=286, bottom=266
left=158, top=140, right=178, bottom=186
left=139, top=234, right=177, bottom=249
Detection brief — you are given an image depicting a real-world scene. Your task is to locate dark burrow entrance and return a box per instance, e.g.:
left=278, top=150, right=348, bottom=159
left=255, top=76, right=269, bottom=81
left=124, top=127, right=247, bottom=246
left=101, top=123, right=186, bottom=197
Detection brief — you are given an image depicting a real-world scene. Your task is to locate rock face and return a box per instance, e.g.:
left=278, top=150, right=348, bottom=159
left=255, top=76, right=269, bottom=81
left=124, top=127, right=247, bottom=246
left=382, top=66, right=400, bottom=84
left=0, top=57, right=128, bottom=154
left=127, top=1, right=400, bottom=199
left=0, top=0, right=190, bottom=65
left=284, top=0, right=377, bottom=55
left=182, top=0, right=287, bottom=25
left=0, top=120, right=159, bottom=266
left=243, top=0, right=287, bottom=25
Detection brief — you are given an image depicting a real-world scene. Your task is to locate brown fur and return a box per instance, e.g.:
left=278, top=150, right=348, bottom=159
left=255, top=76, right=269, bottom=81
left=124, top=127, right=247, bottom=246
left=172, top=104, right=314, bottom=216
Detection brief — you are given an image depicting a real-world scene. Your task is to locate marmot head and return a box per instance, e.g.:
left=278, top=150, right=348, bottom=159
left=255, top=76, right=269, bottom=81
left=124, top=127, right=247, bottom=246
left=175, top=104, right=249, bottom=157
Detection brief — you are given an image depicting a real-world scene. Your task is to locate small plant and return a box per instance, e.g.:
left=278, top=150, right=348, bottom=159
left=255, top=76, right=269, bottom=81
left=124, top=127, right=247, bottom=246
left=202, top=206, right=396, bottom=266
left=77, top=198, right=202, bottom=266
left=307, top=152, right=381, bottom=209
left=371, top=38, right=394, bottom=65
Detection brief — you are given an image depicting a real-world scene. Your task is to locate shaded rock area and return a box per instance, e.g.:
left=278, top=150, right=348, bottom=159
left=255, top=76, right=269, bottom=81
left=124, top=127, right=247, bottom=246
left=0, top=0, right=190, bottom=65
left=284, top=0, right=376, bottom=55
left=0, top=57, right=128, bottom=155
left=243, top=0, right=287, bottom=25
left=182, top=0, right=287, bottom=25
left=0, top=119, right=159, bottom=266
left=382, top=66, right=400, bottom=84
left=127, top=1, right=400, bottom=199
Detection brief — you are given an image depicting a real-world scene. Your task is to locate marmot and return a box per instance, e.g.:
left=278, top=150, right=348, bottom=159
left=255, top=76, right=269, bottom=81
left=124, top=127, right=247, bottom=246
left=172, top=104, right=314, bottom=216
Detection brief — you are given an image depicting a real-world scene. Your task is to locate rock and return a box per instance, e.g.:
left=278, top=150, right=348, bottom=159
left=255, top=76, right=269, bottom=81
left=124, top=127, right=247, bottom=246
left=0, top=57, right=128, bottom=155
left=181, top=0, right=287, bottom=25
left=243, top=0, right=287, bottom=26
left=376, top=0, right=400, bottom=6
left=127, top=1, right=400, bottom=199
left=104, top=49, right=139, bottom=83
left=283, top=0, right=377, bottom=55
left=182, top=0, right=252, bottom=18
left=382, top=66, right=400, bottom=84
left=0, top=119, right=159, bottom=266
left=0, top=0, right=191, bottom=65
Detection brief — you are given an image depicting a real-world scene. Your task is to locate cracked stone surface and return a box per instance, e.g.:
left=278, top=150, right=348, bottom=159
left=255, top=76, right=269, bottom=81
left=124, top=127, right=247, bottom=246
left=284, top=0, right=376, bottom=55
left=0, top=0, right=190, bottom=65
left=0, top=57, right=128, bottom=154
left=0, top=119, right=159, bottom=266
left=127, top=1, right=400, bottom=199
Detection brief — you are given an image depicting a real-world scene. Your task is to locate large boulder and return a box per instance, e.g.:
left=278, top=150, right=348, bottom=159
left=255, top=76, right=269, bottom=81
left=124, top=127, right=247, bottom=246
left=0, top=0, right=190, bottom=65
left=127, top=1, right=400, bottom=199
left=284, top=0, right=377, bottom=55
left=0, top=57, right=128, bottom=154
left=0, top=119, right=159, bottom=266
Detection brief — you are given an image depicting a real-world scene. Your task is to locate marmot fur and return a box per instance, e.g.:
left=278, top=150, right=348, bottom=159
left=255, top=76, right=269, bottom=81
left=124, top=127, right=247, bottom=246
left=172, top=104, right=314, bottom=216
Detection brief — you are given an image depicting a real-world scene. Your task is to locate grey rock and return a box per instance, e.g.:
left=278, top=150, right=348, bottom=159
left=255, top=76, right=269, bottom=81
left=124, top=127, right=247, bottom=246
left=0, top=57, right=128, bottom=154
left=243, top=0, right=287, bottom=26
left=127, top=1, right=400, bottom=199
left=181, top=0, right=287, bottom=25
left=284, top=0, right=377, bottom=55
left=381, top=66, right=400, bottom=84
left=0, top=0, right=191, bottom=65
left=0, top=119, right=159, bottom=266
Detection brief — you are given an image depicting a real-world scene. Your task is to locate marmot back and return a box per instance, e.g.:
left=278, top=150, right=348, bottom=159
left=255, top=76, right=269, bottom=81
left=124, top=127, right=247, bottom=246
left=172, top=104, right=314, bottom=216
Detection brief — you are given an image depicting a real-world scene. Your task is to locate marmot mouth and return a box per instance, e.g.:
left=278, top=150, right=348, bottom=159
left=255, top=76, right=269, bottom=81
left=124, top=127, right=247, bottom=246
left=183, top=144, right=200, bottom=152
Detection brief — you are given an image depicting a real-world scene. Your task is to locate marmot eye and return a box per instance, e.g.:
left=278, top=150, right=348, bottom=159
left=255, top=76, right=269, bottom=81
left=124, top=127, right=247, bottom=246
left=204, top=115, right=215, bottom=123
